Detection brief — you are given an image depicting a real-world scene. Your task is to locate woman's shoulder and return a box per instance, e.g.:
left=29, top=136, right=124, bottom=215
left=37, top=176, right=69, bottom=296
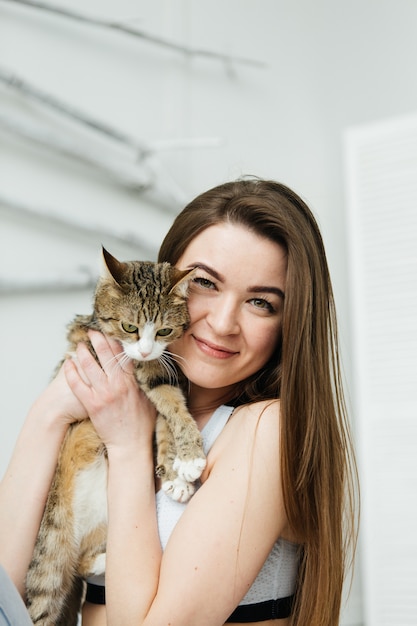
left=205, top=399, right=281, bottom=470
left=233, top=398, right=281, bottom=418
left=201, top=397, right=289, bottom=536
left=229, top=398, right=281, bottom=434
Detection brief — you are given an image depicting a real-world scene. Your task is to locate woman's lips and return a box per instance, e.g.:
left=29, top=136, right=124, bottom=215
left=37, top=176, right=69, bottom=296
left=192, top=336, right=238, bottom=359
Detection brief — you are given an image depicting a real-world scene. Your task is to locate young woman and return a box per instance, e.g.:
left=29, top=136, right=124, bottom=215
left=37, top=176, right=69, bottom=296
left=0, top=178, right=358, bottom=626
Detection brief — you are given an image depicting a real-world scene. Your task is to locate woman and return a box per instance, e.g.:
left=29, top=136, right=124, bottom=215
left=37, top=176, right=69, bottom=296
left=0, top=178, right=358, bottom=626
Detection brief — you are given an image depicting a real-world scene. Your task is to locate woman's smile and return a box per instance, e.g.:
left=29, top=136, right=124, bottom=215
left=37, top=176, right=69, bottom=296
left=192, top=335, right=239, bottom=359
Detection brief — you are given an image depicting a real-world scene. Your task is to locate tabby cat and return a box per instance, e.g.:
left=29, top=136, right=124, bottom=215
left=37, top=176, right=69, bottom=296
left=25, top=247, right=206, bottom=626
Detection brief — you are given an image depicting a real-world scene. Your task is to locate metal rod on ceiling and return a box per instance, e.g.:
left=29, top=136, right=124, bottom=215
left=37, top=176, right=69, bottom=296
left=0, top=193, right=158, bottom=257
left=0, top=113, right=153, bottom=190
left=0, top=0, right=266, bottom=69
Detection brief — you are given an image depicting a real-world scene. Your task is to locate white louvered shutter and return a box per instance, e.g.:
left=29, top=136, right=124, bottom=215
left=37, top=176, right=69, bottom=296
left=345, top=113, right=417, bottom=626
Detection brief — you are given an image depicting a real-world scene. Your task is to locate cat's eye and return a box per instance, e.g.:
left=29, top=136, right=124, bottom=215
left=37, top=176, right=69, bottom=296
left=156, top=328, right=173, bottom=337
left=121, top=322, right=138, bottom=333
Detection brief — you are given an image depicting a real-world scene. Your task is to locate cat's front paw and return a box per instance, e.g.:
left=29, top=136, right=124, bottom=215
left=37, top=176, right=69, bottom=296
left=173, top=457, right=207, bottom=482
left=89, top=553, right=106, bottom=577
left=162, top=477, right=196, bottom=503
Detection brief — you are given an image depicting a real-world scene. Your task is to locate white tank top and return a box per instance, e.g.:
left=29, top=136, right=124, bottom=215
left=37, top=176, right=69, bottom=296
left=156, top=405, right=299, bottom=605
left=87, top=405, right=299, bottom=604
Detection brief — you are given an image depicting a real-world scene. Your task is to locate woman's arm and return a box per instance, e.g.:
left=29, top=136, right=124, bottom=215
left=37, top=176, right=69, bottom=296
left=142, top=401, right=287, bottom=626
left=104, top=440, right=162, bottom=625
left=0, top=366, right=88, bottom=594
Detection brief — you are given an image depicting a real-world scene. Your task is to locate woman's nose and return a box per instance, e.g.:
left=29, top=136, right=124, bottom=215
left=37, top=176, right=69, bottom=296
left=206, top=297, right=240, bottom=335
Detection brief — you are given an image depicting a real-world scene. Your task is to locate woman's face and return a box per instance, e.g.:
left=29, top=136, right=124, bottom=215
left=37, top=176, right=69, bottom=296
left=171, top=222, right=287, bottom=398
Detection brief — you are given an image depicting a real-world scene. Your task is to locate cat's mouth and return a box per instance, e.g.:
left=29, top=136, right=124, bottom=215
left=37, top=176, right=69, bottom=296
left=192, top=335, right=239, bottom=359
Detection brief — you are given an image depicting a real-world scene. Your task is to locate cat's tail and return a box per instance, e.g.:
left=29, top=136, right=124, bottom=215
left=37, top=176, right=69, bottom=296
left=25, top=432, right=84, bottom=626
left=26, top=513, right=82, bottom=626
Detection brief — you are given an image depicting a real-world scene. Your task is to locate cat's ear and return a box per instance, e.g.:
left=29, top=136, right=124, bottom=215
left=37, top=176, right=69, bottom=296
left=169, top=267, right=196, bottom=298
left=101, top=246, right=126, bottom=285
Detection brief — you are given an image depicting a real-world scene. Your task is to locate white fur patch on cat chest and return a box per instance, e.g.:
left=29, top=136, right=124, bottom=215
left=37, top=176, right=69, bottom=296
left=73, top=454, right=108, bottom=545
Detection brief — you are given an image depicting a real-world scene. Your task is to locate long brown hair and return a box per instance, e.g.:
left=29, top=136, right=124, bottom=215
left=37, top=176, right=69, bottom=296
left=158, top=177, right=358, bottom=626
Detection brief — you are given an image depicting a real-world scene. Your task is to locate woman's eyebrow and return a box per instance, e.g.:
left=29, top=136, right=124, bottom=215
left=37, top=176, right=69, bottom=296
left=249, top=285, right=285, bottom=300
left=188, top=263, right=224, bottom=282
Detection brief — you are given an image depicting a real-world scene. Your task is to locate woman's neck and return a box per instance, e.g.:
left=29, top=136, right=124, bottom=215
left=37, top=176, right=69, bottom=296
left=187, top=383, right=236, bottom=425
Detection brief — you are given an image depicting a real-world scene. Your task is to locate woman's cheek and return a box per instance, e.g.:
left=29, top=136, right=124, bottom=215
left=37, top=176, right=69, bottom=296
left=253, top=321, right=282, bottom=361
left=186, top=293, right=206, bottom=320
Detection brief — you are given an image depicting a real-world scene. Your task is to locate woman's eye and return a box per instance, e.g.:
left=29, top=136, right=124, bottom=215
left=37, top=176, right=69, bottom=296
left=156, top=328, right=173, bottom=337
left=193, top=277, right=215, bottom=289
left=251, top=298, right=274, bottom=312
left=121, top=322, right=138, bottom=333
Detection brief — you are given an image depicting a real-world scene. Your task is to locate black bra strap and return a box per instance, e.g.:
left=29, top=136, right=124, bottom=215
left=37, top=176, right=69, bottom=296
left=85, top=583, right=294, bottom=622
left=86, top=583, right=106, bottom=604
left=226, top=595, right=294, bottom=622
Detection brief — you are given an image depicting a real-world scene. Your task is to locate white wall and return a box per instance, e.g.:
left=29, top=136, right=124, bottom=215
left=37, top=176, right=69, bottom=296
left=1, top=2, right=417, bottom=624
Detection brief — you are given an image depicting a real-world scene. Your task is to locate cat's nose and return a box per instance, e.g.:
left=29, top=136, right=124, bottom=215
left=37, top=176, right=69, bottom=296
left=138, top=337, right=153, bottom=359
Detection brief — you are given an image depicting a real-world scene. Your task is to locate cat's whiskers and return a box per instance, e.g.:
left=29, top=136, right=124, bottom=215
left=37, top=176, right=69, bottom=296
left=103, top=351, right=131, bottom=376
left=165, top=350, right=187, bottom=368
left=165, top=352, right=192, bottom=394
left=117, top=351, right=134, bottom=373
left=165, top=351, right=191, bottom=391
left=158, top=352, right=180, bottom=386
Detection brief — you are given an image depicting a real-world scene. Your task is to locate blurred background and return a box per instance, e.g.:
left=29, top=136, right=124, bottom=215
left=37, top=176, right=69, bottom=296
left=1, top=1, right=416, bottom=624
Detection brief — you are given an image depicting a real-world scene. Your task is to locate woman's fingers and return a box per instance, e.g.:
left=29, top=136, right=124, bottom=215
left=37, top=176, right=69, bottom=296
left=71, top=331, right=125, bottom=387
left=75, top=339, right=105, bottom=384
left=53, top=361, right=89, bottom=422
left=87, top=330, right=134, bottom=376
left=66, top=332, right=136, bottom=417
left=65, top=352, right=90, bottom=387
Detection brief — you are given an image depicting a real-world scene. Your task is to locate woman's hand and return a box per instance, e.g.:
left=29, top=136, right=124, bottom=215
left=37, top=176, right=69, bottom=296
left=26, top=361, right=89, bottom=427
left=64, top=330, right=156, bottom=451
